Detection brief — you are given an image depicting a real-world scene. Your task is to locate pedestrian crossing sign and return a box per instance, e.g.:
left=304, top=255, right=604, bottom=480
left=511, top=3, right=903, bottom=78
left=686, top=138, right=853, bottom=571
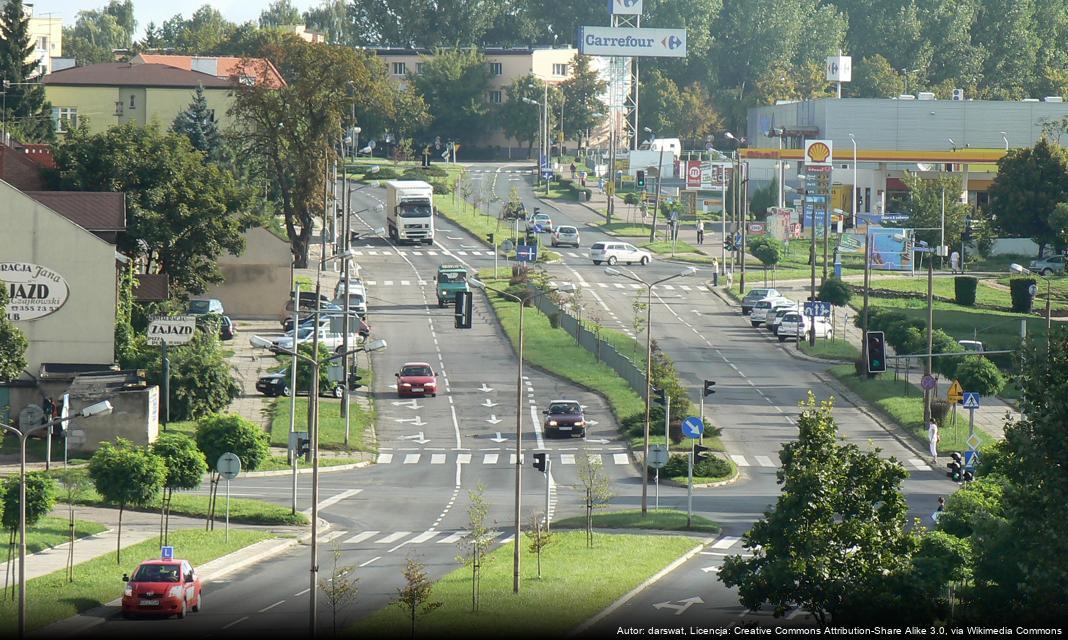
left=962, top=392, right=980, bottom=409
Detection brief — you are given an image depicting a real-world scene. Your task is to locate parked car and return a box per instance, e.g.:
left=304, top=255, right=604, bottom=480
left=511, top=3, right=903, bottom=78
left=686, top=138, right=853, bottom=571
left=526, top=212, right=553, bottom=232
left=740, top=288, right=781, bottom=315
left=258, top=326, right=363, bottom=353
left=396, top=362, right=437, bottom=397
left=218, top=315, right=235, bottom=340
left=332, top=292, right=368, bottom=319
left=768, top=305, right=799, bottom=335
left=334, top=273, right=365, bottom=299
left=193, top=314, right=235, bottom=340
left=590, top=241, right=651, bottom=266
left=750, top=297, right=793, bottom=326
left=121, top=559, right=202, bottom=618
left=256, top=367, right=348, bottom=398
left=187, top=298, right=223, bottom=316
left=1029, top=254, right=1065, bottom=276
left=542, top=400, right=586, bottom=438
left=282, top=303, right=344, bottom=331
left=777, top=312, right=833, bottom=341
left=551, top=225, right=581, bottom=248
left=279, top=293, right=331, bottom=327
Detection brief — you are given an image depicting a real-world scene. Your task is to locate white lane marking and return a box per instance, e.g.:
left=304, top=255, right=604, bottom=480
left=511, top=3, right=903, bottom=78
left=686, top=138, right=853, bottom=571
left=613, top=283, right=625, bottom=289
left=401, top=280, right=411, bottom=286
left=365, top=280, right=377, bottom=286
left=680, top=285, right=692, bottom=291
left=662, top=284, right=675, bottom=290
left=596, top=282, right=608, bottom=288
left=530, top=405, right=545, bottom=450
left=457, top=453, right=471, bottom=464
left=730, top=455, right=749, bottom=467
left=560, top=454, right=576, bottom=465
left=412, top=252, right=422, bottom=256
left=408, top=530, right=441, bottom=544
left=711, top=536, right=741, bottom=549
left=450, top=405, right=462, bottom=450
left=628, top=283, right=641, bottom=289
left=755, top=456, right=775, bottom=467
left=590, top=290, right=611, bottom=311
left=258, top=600, right=285, bottom=613
left=383, top=280, right=394, bottom=286
left=437, top=531, right=467, bottom=544
left=431, top=453, right=446, bottom=464
left=909, top=458, right=932, bottom=471
left=613, top=453, right=630, bottom=465
left=483, top=453, right=499, bottom=464
left=222, top=616, right=250, bottom=629
left=376, top=531, right=411, bottom=544
left=293, top=588, right=310, bottom=597
left=509, top=453, right=525, bottom=464
left=358, top=556, right=380, bottom=567
left=344, top=531, right=379, bottom=544
left=376, top=453, right=393, bottom=464
left=403, top=454, right=420, bottom=464
left=428, top=250, right=438, bottom=256
left=317, top=489, right=362, bottom=511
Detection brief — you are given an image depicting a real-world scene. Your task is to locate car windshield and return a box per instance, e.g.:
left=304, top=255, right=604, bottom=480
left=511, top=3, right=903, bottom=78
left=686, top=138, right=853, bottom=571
left=558, top=227, right=576, bottom=234
left=549, top=402, right=581, bottom=414
left=398, top=202, right=432, bottom=218
left=438, top=272, right=466, bottom=283
left=784, top=314, right=800, bottom=322
left=401, top=365, right=432, bottom=377
left=132, top=564, right=181, bottom=583
left=188, top=300, right=211, bottom=314
left=591, top=243, right=605, bottom=250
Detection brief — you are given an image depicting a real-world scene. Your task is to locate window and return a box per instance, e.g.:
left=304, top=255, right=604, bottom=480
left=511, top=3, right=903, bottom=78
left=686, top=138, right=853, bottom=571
left=489, top=62, right=502, bottom=75
left=36, top=36, right=47, bottom=50
left=416, top=63, right=425, bottom=74
left=552, top=63, right=568, bottom=76
left=392, top=62, right=407, bottom=75
left=487, top=90, right=502, bottom=104
left=52, top=107, right=77, bottom=132
left=129, top=94, right=135, bottom=109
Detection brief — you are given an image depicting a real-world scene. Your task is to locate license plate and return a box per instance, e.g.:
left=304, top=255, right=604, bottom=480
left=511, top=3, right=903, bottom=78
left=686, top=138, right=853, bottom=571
left=412, top=387, right=423, bottom=392
left=558, top=426, right=572, bottom=431
left=139, top=599, right=159, bottom=606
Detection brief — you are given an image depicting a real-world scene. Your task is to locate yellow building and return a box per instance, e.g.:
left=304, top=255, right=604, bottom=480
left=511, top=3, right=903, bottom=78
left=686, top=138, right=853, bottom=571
left=27, top=15, right=63, bottom=77
left=42, top=62, right=236, bottom=135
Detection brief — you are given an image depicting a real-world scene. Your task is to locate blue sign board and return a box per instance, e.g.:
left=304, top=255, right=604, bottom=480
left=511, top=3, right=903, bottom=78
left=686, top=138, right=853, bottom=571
left=962, top=392, right=980, bottom=409
left=963, top=450, right=979, bottom=471
left=681, top=416, right=704, bottom=439
left=539, top=153, right=548, bottom=170
left=516, top=244, right=538, bottom=262
left=161, top=545, right=174, bottom=560
left=803, top=301, right=832, bottom=317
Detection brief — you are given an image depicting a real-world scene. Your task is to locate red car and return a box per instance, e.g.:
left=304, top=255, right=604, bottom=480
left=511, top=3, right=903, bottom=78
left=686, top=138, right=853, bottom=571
left=396, top=362, right=437, bottom=397
left=121, top=559, right=202, bottom=618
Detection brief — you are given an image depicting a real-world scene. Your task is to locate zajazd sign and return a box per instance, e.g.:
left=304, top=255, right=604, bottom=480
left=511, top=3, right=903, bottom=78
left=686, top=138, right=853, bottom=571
left=147, top=315, right=197, bottom=346
left=577, top=27, right=687, bottom=58
left=1, top=262, right=70, bottom=321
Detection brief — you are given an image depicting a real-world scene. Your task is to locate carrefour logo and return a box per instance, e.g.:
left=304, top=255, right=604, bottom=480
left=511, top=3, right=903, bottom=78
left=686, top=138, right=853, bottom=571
left=618, top=0, right=640, bottom=6
left=662, top=35, right=683, bottom=50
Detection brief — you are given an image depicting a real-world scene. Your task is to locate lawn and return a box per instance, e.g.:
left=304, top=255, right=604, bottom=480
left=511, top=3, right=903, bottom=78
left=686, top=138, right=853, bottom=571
left=829, top=364, right=994, bottom=453
left=0, top=516, right=106, bottom=563
left=269, top=396, right=374, bottom=452
left=867, top=275, right=1033, bottom=310
left=597, top=222, right=654, bottom=237
left=0, top=529, right=272, bottom=633
left=256, top=454, right=365, bottom=471
left=433, top=186, right=510, bottom=246
left=554, top=508, right=719, bottom=533
left=643, top=240, right=698, bottom=255
left=799, top=338, right=861, bottom=361
left=994, top=275, right=1068, bottom=311
left=352, top=532, right=699, bottom=638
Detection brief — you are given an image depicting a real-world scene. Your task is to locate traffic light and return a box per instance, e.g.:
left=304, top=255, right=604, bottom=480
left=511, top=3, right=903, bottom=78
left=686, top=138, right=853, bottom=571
left=865, top=331, right=887, bottom=373
left=652, top=387, right=667, bottom=406
left=487, top=233, right=495, bottom=245
left=290, top=431, right=311, bottom=464
left=636, top=170, right=645, bottom=189
left=454, top=290, right=473, bottom=329
left=533, top=452, right=547, bottom=473
left=694, top=444, right=712, bottom=458
left=703, top=380, right=716, bottom=397
left=947, top=452, right=963, bottom=482
left=348, top=369, right=364, bottom=390
left=52, top=422, right=65, bottom=438
left=962, top=468, right=975, bottom=483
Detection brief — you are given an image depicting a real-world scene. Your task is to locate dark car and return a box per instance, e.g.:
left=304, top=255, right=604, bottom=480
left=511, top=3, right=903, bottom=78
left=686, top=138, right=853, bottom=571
left=542, top=400, right=586, bottom=438
left=194, top=314, right=235, bottom=340
left=256, top=368, right=348, bottom=398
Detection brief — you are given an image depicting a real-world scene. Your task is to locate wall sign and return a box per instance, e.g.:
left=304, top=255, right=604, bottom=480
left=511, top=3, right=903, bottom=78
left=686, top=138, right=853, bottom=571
left=147, top=316, right=198, bottom=346
left=1, top=262, right=70, bottom=321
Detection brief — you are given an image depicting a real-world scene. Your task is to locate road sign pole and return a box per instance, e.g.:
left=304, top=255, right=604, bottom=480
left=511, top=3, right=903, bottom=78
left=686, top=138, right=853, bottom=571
left=225, top=477, right=230, bottom=542
left=968, top=407, right=975, bottom=439
left=493, top=239, right=498, bottom=280
left=655, top=469, right=659, bottom=511
left=544, top=459, right=551, bottom=532
left=161, top=341, right=170, bottom=431
left=687, top=447, right=693, bottom=528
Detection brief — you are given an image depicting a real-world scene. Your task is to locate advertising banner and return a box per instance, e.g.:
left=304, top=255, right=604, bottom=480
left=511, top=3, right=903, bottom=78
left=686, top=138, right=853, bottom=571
left=686, top=160, right=701, bottom=188
left=701, top=162, right=731, bottom=189
left=867, top=228, right=915, bottom=272
left=148, top=315, right=198, bottom=346
left=578, top=26, right=687, bottom=58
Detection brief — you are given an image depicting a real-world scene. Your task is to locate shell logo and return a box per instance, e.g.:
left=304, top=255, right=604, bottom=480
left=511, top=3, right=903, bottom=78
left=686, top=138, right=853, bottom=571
left=806, top=142, right=831, bottom=163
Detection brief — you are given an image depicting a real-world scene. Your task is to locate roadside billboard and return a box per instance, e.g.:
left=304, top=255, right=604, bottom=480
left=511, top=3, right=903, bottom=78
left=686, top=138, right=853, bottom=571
left=840, top=229, right=916, bottom=272
left=577, top=27, right=687, bottom=58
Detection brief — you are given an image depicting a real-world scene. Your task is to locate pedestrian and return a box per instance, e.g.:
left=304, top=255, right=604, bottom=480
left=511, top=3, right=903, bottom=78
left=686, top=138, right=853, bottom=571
left=726, top=268, right=734, bottom=287
left=598, top=177, right=605, bottom=194
left=712, top=257, right=719, bottom=275
left=697, top=219, right=705, bottom=245
left=569, top=162, right=576, bottom=179
left=932, top=496, right=945, bottom=523
left=928, top=418, right=940, bottom=464
left=949, top=250, right=960, bottom=273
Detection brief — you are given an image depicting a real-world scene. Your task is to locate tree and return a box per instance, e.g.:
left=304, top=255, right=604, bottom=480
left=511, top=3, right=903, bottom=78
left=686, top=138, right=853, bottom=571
left=49, top=122, right=251, bottom=294
left=817, top=277, right=852, bottom=307
left=171, top=85, right=221, bottom=159
left=88, top=439, right=166, bottom=562
left=497, top=75, right=544, bottom=158
left=575, top=448, right=613, bottom=548
left=348, top=0, right=505, bottom=47
left=0, top=288, right=28, bottom=382
left=2, top=472, right=56, bottom=591
left=719, top=394, right=916, bottom=624
left=303, top=0, right=358, bottom=46
left=988, top=137, right=1068, bottom=255
left=674, top=82, right=723, bottom=148
left=1050, top=202, right=1068, bottom=250
left=954, top=356, right=1006, bottom=396
left=847, top=55, right=904, bottom=98
left=151, top=433, right=208, bottom=546
left=0, top=0, right=54, bottom=141
left=896, top=173, right=970, bottom=251
left=393, top=557, right=441, bottom=639
left=410, top=49, right=492, bottom=147
left=259, top=0, right=303, bottom=27
left=524, top=511, right=555, bottom=578
left=455, top=482, right=493, bottom=612
left=748, top=236, right=784, bottom=270
left=195, top=413, right=269, bottom=530
left=61, top=1, right=135, bottom=65
left=319, top=542, right=358, bottom=637
left=559, top=55, right=607, bottom=143
left=158, top=6, right=236, bottom=54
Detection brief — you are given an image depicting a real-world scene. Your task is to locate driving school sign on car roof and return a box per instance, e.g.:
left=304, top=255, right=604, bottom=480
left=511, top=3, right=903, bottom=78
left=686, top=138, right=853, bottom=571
left=577, top=27, right=687, bottom=58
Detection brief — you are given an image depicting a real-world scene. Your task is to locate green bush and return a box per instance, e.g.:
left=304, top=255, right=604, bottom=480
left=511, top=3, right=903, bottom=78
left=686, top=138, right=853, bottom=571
left=886, top=318, right=926, bottom=352
left=1009, top=277, right=1037, bottom=312
left=195, top=413, right=270, bottom=472
left=938, top=477, right=1005, bottom=538
left=818, top=277, right=852, bottom=307
left=369, top=167, right=400, bottom=180
left=654, top=453, right=732, bottom=480
left=747, top=236, right=784, bottom=267
left=954, top=356, right=1006, bottom=396
left=954, top=276, right=978, bottom=306
left=932, top=330, right=966, bottom=378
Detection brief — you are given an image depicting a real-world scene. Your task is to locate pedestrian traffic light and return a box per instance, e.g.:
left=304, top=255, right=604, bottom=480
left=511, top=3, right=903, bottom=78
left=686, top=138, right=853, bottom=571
left=865, top=331, right=887, bottom=373
left=652, top=387, right=667, bottom=406
left=454, top=291, right=473, bottom=329
left=290, top=431, right=311, bottom=464
left=694, top=444, right=712, bottom=458
left=487, top=233, right=494, bottom=245
left=962, top=468, right=974, bottom=483
left=947, top=452, right=963, bottom=482
left=703, top=380, right=716, bottom=397
left=636, top=170, right=645, bottom=189
left=533, top=452, right=547, bottom=473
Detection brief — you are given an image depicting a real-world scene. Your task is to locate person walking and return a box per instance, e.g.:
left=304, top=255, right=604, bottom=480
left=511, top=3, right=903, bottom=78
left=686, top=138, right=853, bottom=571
left=949, top=250, right=960, bottom=273
left=932, top=496, right=945, bottom=523
left=569, top=162, right=576, bottom=179
left=928, top=418, right=940, bottom=465
left=696, top=219, right=705, bottom=245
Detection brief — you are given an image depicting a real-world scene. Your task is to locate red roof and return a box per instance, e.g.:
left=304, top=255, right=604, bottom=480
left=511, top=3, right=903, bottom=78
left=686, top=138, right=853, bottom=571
left=25, top=192, right=126, bottom=231
left=133, top=54, right=286, bottom=88
left=43, top=63, right=234, bottom=89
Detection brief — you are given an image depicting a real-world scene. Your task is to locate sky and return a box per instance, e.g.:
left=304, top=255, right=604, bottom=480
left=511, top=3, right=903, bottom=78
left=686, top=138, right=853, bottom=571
left=34, top=0, right=321, bottom=39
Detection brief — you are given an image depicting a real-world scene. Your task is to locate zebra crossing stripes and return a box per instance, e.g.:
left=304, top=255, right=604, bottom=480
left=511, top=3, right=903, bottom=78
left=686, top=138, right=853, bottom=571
left=560, top=454, right=576, bottom=465
left=729, top=454, right=749, bottom=467
left=909, top=458, right=932, bottom=471
left=375, top=451, right=630, bottom=467
left=408, top=530, right=441, bottom=544
left=403, top=454, right=420, bottom=464
left=483, top=453, right=499, bottom=464
left=376, top=453, right=393, bottom=464
left=332, top=529, right=511, bottom=547
left=613, top=453, right=630, bottom=465
left=430, top=453, right=447, bottom=464
left=725, top=453, right=931, bottom=471
left=343, top=531, right=379, bottom=544
left=375, top=531, right=411, bottom=544
left=754, top=456, right=775, bottom=467
left=437, top=531, right=467, bottom=544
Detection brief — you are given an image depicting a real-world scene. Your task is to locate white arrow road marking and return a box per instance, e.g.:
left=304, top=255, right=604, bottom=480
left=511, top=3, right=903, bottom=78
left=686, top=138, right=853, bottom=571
left=586, top=437, right=608, bottom=444
left=394, top=416, right=426, bottom=426
left=481, top=399, right=498, bottom=408
left=490, top=431, right=506, bottom=442
left=585, top=419, right=600, bottom=426
left=392, top=400, right=422, bottom=409
left=486, top=415, right=502, bottom=425
left=446, top=235, right=462, bottom=240
left=652, top=596, right=704, bottom=615
left=479, top=383, right=493, bottom=392
left=400, top=432, right=429, bottom=444
left=700, top=566, right=720, bottom=573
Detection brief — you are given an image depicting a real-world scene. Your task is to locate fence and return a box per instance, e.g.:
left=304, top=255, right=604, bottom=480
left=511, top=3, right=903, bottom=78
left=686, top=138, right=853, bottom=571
left=530, top=293, right=649, bottom=398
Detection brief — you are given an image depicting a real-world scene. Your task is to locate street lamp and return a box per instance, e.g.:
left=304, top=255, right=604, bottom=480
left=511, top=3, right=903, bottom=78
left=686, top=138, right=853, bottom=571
left=250, top=336, right=386, bottom=637
left=468, top=278, right=573, bottom=594
left=848, top=133, right=858, bottom=229
left=1011, top=263, right=1052, bottom=351
left=603, top=266, right=696, bottom=515
left=0, top=400, right=113, bottom=639
left=768, top=128, right=785, bottom=208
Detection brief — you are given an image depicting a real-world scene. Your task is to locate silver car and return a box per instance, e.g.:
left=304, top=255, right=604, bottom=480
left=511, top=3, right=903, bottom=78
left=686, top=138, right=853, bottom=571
left=1029, top=254, right=1065, bottom=276
left=551, top=225, right=580, bottom=248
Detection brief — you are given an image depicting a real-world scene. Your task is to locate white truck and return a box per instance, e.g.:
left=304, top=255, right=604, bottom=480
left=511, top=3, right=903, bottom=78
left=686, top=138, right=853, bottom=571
left=385, top=180, right=435, bottom=245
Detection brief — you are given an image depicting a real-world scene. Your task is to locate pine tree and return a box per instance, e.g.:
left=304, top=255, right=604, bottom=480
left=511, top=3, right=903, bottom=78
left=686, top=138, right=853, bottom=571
left=0, top=0, right=54, bottom=141
left=171, top=85, right=220, bottom=158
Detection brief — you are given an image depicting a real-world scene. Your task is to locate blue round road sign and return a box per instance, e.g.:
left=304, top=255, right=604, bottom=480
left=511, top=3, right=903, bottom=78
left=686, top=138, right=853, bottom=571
left=681, top=416, right=704, bottom=439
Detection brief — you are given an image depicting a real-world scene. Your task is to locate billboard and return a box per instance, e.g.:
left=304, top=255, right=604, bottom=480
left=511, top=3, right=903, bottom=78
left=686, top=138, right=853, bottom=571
left=840, top=229, right=916, bottom=272
left=609, top=0, right=643, bottom=15
left=577, top=27, right=687, bottom=58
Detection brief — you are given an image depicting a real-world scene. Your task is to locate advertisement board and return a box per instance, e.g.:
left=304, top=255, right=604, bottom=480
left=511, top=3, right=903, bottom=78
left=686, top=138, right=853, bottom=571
left=701, top=162, right=731, bottom=189
left=686, top=160, right=701, bottom=188
left=577, top=27, right=687, bottom=58
left=147, top=315, right=198, bottom=346
left=1, top=262, right=70, bottom=321
left=804, top=139, right=833, bottom=166
left=609, top=0, right=643, bottom=15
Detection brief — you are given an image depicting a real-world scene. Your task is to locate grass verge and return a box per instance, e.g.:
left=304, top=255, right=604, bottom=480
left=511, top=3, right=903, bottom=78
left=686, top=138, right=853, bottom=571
left=256, top=454, right=364, bottom=471
left=269, top=396, right=374, bottom=452
left=643, top=240, right=697, bottom=255
left=0, top=528, right=272, bottom=633
left=829, top=364, right=994, bottom=453
left=352, top=532, right=698, bottom=637
left=553, top=509, right=719, bottom=534
left=798, top=339, right=861, bottom=361
left=0, top=516, right=106, bottom=563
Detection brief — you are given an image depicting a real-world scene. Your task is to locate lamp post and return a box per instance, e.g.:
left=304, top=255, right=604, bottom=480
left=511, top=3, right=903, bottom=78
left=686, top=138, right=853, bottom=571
left=1, top=400, right=113, bottom=640
left=604, top=266, right=697, bottom=515
left=522, top=94, right=547, bottom=192
left=770, top=128, right=785, bottom=208
left=849, top=133, right=858, bottom=229
left=1011, top=263, right=1052, bottom=351
left=251, top=336, right=386, bottom=637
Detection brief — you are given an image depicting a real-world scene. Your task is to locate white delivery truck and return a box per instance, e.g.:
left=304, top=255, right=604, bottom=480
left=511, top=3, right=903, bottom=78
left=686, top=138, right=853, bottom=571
left=385, top=180, right=435, bottom=245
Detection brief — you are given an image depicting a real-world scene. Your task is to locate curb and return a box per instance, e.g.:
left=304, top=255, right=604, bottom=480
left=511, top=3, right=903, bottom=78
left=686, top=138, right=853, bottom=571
left=242, top=461, right=372, bottom=478
left=569, top=537, right=713, bottom=637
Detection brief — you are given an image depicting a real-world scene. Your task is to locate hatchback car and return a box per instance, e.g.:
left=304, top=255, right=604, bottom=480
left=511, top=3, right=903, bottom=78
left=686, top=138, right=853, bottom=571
left=187, top=298, right=223, bottom=316
left=332, top=292, right=368, bottom=319
left=777, top=313, right=833, bottom=341
left=121, top=559, right=202, bottom=618
left=551, top=226, right=581, bottom=248
left=1029, top=254, right=1065, bottom=276
left=590, top=242, right=651, bottom=266
left=256, top=367, right=347, bottom=398
left=527, top=212, right=553, bottom=232
left=768, top=305, right=798, bottom=335
left=396, top=362, right=437, bottom=397
left=542, top=400, right=586, bottom=438
left=750, top=298, right=792, bottom=326
left=740, top=288, right=781, bottom=315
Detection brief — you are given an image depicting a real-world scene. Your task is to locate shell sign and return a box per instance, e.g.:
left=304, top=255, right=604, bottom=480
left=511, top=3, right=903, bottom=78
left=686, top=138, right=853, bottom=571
left=804, top=139, right=833, bottom=166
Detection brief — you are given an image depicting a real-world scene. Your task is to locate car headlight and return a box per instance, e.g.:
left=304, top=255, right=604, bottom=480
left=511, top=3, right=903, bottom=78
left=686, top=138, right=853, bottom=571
left=124, top=585, right=133, bottom=597
left=548, top=420, right=557, bottom=426
left=168, top=586, right=183, bottom=598
left=401, top=382, right=411, bottom=387
left=576, top=420, right=585, bottom=426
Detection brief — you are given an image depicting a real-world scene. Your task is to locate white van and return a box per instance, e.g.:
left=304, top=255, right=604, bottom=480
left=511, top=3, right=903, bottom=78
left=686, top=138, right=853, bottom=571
left=639, top=138, right=682, bottom=155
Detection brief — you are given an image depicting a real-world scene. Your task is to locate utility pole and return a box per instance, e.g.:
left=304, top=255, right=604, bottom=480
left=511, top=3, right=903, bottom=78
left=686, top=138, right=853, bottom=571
left=739, top=162, right=748, bottom=294
left=923, top=252, right=934, bottom=424
left=648, top=147, right=666, bottom=242
left=809, top=181, right=818, bottom=347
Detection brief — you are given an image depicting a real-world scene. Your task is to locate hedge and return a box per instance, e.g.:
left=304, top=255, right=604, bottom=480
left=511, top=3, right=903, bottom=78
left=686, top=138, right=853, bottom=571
left=954, top=276, right=978, bottom=306
left=1009, top=277, right=1037, bottom=312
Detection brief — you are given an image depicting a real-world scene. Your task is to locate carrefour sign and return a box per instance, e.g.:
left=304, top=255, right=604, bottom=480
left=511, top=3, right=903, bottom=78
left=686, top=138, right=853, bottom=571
left=1, top=262, right=70, bottom=321
left=578, top=27, right=687, bottom=58
left=609, top=0, right=643, bottom=15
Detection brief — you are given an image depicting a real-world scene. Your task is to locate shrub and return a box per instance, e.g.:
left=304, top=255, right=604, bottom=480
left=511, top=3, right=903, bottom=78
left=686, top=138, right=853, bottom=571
left=954, top=356, right=1006, bottom=396
left=194, top=413, right=270, bottom=472
left=898, top=327, right=928, bottom=357
left=654, top=453, right=731, bottom=480
left=368, top=167, right=399, bottom=180
left=747, top=236, right=784, bottom=267
left=1009, top=277, right=1037, bottom=312
left=931, top=330, right=965, bottom=378
left=938, top=478, right=1005, bottom=538
left=931, top=399, right=950, bottom=426
left=886, top=318, right=926, bottom=352
left=954, top=276, right=978, bottom=306
left=818, top=277, right=852, bottom=307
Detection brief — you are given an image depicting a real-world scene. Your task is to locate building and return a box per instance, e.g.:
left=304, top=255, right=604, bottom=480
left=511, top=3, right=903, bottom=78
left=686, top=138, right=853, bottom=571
left=129, top=54, right=286, bottom=88
left=27, top=13, right=63, bottom=77
left=201, top=227, right=291, bottom=320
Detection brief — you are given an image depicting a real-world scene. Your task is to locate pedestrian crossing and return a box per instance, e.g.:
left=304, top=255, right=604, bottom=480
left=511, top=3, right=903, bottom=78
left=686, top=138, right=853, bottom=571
left=319, top=528, right=515, bottom=547
left=728, top=453, right=931, bottom=471
left=352, top=249, right=498, bottom=258
left=375, top=450, right=632, bottom=466
left=547, top=280, right=696, bottom=292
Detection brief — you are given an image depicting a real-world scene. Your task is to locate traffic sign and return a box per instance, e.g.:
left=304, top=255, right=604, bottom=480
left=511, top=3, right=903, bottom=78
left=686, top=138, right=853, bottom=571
left=803, top=301, right=832, bottom=318
left=1028, top=284, right=1038, bottom=297
left=161, top=545, right=174, bottom=560
left=948, top=379, right=964, bottom=403
left=966, top=433, right=981, bottom=450
left=920, top=374, right=937, bottom=391
left=648, top=444, right=669, bottom=469
left=681, top=416, right=704, bottom=439
left=962, top=392, right=980, bottom=409
left=217, top=452, right=241, bottom=480
left=963, top=450, right=979, bottom=470
left=516, top=244, right=538, bottom=263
